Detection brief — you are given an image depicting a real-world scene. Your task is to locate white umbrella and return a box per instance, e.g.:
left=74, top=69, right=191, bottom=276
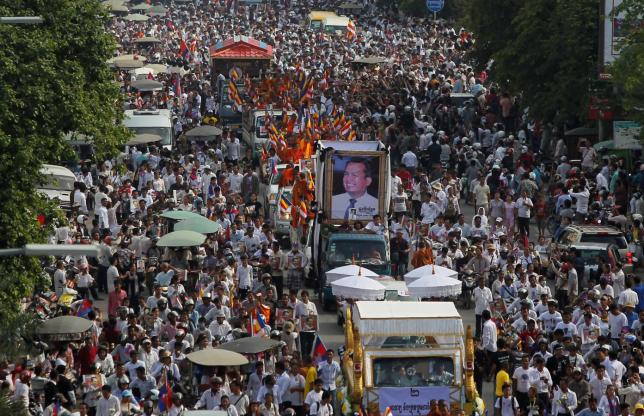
left=331, top=275, right=385, bottom=301
left=407, top=274, right=462, bottom=298
left=404, top=264, right=458, bottom=285
left=325, top=264, right=377, bottom=285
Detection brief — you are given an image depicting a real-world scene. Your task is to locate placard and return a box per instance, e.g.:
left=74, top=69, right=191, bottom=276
left=378, top=387, right=450, bottom=416
left=275, top=308, right=293, bottom=329
left=300, top=315, right=318, bottom=332
left=324, top=150, right=386, bottom=223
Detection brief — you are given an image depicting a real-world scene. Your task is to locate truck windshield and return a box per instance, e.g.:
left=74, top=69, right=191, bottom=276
left=373, top=356, right=454, bottom=387
left=128, top=126, right=172, bottom=146
left=328, top=240, right=386, bottom=264
left=41, top=175, right=75, bottom=191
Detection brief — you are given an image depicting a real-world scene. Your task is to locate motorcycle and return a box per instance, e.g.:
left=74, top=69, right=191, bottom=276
left=459, top=269, right=477, bottom=309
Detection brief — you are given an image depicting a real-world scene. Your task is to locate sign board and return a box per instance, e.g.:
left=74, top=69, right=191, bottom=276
left=426, top=0, right=444, bottom=13
left=603, top=0, right=625, bottom=65
left=378, top=387, right=450, bottom=416
left=613, top=120, right=641, bottom=148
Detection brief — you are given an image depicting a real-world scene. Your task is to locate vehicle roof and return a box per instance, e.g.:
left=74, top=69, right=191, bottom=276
left=323, top=16, right=351, bottom=26
left=565, top=224, right=623, bottom=234
left=309, top=11, right=338, bottom=20
left=569, top=242, right=617, bottom=250
left=124, top=109, right=172, bottom=128
left=450, top=93, right=475, bottom=97
left=41, top=164, right=76, bottom=178
left=354, top=301, right=463, bottom=337
left=329, top=232, right=385, bottom=241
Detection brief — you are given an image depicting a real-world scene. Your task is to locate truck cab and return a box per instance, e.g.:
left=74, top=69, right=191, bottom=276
left=242, top=109, right=295, bottom=156
left=123, top=109, right=173, bottom=150
left=218, top=79, right=245, bottom=130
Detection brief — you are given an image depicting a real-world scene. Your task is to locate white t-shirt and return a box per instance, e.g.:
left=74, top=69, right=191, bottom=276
left=512, top=367, right=531, bottom=393
left=304, top=390, right=323, bottom=415
left=494, top=396, right=519, bottom=416
left=516, top=197, right=533, bottom=218
left=392, top=192, right=408, bottom=213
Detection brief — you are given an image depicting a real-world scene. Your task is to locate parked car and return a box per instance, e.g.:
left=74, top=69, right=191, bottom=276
left=569, top=242, right=636, bottom=287
left=38, top=164, right=76, bottom=211
left=552, top=224, right=633, bottom=262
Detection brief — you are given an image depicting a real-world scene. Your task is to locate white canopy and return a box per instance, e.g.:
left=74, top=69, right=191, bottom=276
left=407, top=274, right=462, bottom=298
left=404, top=264, right=458, bottom=284
left=325, top=264, right=378, bottom=285
left=353, top=301, right=463, bottom=337
left=331, top=275, right=385, bottom=301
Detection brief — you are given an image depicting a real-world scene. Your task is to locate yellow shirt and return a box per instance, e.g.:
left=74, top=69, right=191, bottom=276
left=303, top=366, right=317, bottom=397
left=495, top=369, right=510, bottom=397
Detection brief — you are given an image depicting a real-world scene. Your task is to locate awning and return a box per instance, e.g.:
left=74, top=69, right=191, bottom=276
left=210, top=36, right=273, bottom=60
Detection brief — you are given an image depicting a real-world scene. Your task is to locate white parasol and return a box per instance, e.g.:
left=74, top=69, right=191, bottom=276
left=404, top=264, right=458, bottom=285
left=406, top=273, right=462, bottom=298
left=325, top=264, right=377, bottom=285
left=331, top=274, right=386, bottom=301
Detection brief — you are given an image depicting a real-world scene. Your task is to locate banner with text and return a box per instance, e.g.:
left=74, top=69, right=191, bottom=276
left=378, top=387, right=451, bottom=416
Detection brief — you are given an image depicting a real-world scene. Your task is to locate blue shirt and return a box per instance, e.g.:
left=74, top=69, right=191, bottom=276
left=575, top=408, right=605, bottom=416
left=634, top=284, right=644, bottom=313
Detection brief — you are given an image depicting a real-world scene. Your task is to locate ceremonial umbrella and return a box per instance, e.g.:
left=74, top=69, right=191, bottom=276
left=325, top=264, right=377, bottom=285
left=186, top=348, right=249, bottom=366
left=403, top=264, right=458, bottom=285
left=406, top=274, right=462, bottom=298
left=156, top=230, right=206, bottom=247
left=331, top=274, right=386, bottom=301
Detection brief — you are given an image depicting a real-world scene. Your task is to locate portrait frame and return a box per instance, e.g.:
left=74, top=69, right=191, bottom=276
left=275, top=308, right=293, bottom=330
left=324, top=150, right=386, bottom=224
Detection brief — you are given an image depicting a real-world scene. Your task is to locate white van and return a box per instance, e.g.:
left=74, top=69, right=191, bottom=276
left=38, top=164, right=76, bottom=210
left=124, top=109, right=173, bottom=149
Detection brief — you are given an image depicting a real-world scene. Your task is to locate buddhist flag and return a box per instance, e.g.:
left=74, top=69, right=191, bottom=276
left=347, top=20, right=356, bottom=40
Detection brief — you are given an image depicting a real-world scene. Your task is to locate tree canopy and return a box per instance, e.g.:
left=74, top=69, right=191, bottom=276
left=0, top=0, right=128, bottom=360
left=610, top=0, right=644, bottom=126
left=466, top=0, right=600, bottom=124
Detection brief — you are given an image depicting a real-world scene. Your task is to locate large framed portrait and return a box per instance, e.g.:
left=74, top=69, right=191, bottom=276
left=325, top=150, right=386, bottom=223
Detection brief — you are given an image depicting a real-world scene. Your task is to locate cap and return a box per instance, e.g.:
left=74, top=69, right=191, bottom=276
left=215, top=309, right=225, bottom=318
left=122, top=390, right=133, bottom=398
left=211, top=376, right=223, bottom=384
left=600, top=344, right=612, bottom=351
left=573, top=367, right=582, bottom=374
left=495, top=217, right=503, bottom=222
left=149, top=389, right=160, bottom=400
left=635, top=403, right=644, bottom=411
left=553, top=343, right=563, bottom=350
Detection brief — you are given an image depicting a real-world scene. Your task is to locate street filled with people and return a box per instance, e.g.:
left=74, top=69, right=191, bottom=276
left=4, top=1, right=644, bottom=416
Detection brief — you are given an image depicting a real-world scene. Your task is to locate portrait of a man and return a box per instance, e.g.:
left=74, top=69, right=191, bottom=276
left=331, top=156, right=380, bottom=220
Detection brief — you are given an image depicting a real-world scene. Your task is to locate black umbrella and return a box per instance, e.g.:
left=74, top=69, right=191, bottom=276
left=216, top=337, right=281, bottom=354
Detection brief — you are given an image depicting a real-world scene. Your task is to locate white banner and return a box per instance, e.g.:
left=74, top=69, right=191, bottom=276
left=378, top=387, right=451, bottom=416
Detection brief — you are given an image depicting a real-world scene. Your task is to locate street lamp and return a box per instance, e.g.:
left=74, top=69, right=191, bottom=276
left=0, top=244, right=99, bottom=258
left=0, top=16, right=44, bottom=24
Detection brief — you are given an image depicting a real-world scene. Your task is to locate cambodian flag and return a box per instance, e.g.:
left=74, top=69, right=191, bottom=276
left=52, top=399, right=61, bottom=416
left=311, top=334, right=327, bottom=362
left=158, top=370, right=173, bottom=412
left=76, top=299, right=93, bottom=318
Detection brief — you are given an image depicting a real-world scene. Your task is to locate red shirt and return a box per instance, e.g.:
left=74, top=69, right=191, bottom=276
left=108, top=289, right=127, bottom=316
left=77, top=345, right=97, bottom=375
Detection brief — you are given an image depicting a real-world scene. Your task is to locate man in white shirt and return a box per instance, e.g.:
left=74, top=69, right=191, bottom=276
left=53, top=260, right=68, bottom=298
left=401, top=148, right=419, bottom=174
left=194, top=377, right=226, bottom=410
left=236, top=254, right=253, bottom=299
left=551, top=378, right=577, bottom=416
left=228, top=165, right=244, bottom=194
left=589, top=365, right=612, bottom=400
left=304, top=379, right=324, bottom=416
left=516, top=191, right=533, bottom=236
left=96, top=385, right=120, bottom=416
left=480, top=310, right=497, bottom=353
left=331, top=158, right=379, bottom=221
left=617, top=278, right=639, bottom=307
left=97, top=198, right=110, bottom=233
left=473, top=277, right=492, bottom=338
left=511, top=356, right=531, bottom=408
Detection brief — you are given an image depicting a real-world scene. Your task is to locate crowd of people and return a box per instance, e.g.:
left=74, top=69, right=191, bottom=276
left=3, top=0, right=644, bottom=415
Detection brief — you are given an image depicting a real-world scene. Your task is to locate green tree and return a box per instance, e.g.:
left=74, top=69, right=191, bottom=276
left=463, top=0, right=522, bottom=69
left=487, top=0, right=600, bottom=123
left=610, top=0, right=644, bottom=125
left=0, top=0, right=128, bottom=362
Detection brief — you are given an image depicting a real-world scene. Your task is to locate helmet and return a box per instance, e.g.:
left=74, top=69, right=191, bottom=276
left=589, top=289, right=600, bottom=299
left=518, top=288, right=528, bottom=298
left=560, top=156, right=567, bottom=162
left=473, top=143, right=481, bottom=150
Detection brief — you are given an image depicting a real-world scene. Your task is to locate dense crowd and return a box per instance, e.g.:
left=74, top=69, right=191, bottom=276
left=3, top=0, right=644, bottom=416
